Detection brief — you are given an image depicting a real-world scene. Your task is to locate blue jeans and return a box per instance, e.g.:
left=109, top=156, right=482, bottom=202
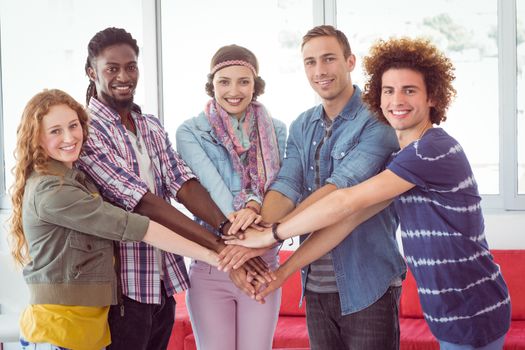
left=439, top=334, right=506, bottom=350
left=305, top=286, right=401, bottom=350
left=20, top=338, right=68, bottom=350
left=107, top=282, right=175, bottom=350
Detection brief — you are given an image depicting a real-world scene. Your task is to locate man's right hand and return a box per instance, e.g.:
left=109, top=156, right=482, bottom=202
left=254, top=266, right=288, bottom=302
left=228, top=267, right=266, bottom=304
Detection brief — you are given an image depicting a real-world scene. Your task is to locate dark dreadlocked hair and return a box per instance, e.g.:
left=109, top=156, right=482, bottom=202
left=85, top=27, right=139, bottom=105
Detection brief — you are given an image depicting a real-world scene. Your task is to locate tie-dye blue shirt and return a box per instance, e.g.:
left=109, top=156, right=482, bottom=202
left=388, top=127, right=510, bottom=347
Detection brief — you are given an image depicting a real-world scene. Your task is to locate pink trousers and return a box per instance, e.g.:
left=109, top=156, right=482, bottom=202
left=186, top=254, right=281, bottom=350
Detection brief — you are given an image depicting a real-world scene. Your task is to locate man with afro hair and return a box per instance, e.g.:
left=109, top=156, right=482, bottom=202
left=228, top=37, right=512, bottom=350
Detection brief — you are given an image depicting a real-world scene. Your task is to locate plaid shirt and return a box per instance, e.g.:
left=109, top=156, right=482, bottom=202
left=77, top=97, right=195, bottom=304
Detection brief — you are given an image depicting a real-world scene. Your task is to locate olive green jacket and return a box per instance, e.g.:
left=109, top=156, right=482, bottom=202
left=22, top=160, right=149, bottom=306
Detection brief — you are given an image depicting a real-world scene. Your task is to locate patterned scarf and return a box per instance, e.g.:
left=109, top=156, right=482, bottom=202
left=205, top=99, right=281, bottom=210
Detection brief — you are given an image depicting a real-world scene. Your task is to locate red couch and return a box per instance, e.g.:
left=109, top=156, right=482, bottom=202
left=168, top=249, right=525, bottom=350
left=399, top=249, right=525, bottom=350
left=167, top=249, right=309, bottom=350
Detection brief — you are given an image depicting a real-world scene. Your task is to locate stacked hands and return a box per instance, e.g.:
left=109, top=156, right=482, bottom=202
left=216, top=206, right=286, bottom=304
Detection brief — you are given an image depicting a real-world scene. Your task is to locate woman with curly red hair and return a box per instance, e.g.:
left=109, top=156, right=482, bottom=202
left=10, top=89, right=219, bottom=350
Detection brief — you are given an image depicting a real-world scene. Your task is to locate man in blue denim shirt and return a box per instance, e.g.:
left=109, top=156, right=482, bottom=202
left=260, top=25, right=406, bottom=349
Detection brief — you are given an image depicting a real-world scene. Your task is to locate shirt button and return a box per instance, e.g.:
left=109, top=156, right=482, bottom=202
left=133, top=160, right=137, bottom=163
left=310, top=166, right=314, bottom=170
left=340, top=152, right=345, bottom=156
left=87, top=244, right=92, bottom=250
left=308, top=187, right=312, bottom=191
left=312, top=141, right=317, bottom=145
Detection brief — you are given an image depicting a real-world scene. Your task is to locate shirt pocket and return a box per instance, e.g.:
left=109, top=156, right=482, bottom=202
left=200, top=132, right=228, bottom=161
left=331, top=139, right=357, bottom=163
left=68, top=233, right=113, bottom=282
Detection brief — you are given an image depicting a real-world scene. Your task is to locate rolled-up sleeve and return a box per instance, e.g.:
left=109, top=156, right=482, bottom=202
left=270, top=118, right=304, bottom=204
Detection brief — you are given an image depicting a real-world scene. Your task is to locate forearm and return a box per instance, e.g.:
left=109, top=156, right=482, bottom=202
left=282, top=200, right=392, bottom=269
left=276, top=188, right=354, bottom=239
left=143, top=221, right=219, bottom=266
left=176, top=179, right=229, bottom=230
left=260, top=190, right=295, bottom=223
left=135, top=191, right=225, bottom=252
left=281, top=184, right=337, bottom=222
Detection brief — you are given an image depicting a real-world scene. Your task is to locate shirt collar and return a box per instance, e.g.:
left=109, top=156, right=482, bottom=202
left=310, top=85, right=362, bottom=123
left=47, top=159, right=81, bottom=179
left=88, top=97, right=142, bottom=123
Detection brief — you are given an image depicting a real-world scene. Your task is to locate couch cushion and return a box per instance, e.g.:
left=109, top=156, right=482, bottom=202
left=399, top=318, right=439, bottom=350
left=272, top=316, right=310, bottom=349
left=492, top=250, right=525, bottom=320
left=167, top=292, right=192, bottom=350
left=400, top=267, right=424, bottom=318
left=400, top=249, right=525, bottom=320
left=279, top=250, right=306, bottom=317
left=504, top=320, right=525, bottom=349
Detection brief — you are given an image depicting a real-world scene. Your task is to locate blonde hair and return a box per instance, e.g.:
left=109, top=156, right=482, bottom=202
left=9, top=89, right=89, bottom=266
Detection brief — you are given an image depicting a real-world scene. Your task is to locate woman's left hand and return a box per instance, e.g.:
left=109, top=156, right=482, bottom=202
left=227, top=208, right=262, bottom=235
left=217, top=244, right=270, bottom=272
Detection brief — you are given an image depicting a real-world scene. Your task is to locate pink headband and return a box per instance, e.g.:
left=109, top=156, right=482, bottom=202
left=211, top=60, right=257, bottom=76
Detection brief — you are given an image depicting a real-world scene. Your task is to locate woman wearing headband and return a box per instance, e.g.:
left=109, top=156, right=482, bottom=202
left=176, top=45, right=286, bottom=350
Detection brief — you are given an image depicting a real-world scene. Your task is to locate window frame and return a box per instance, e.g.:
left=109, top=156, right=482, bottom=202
left=0, top=21, right=7, bottom=209
left=0, top=0, right=523, bottom=210
left=498, top=0, right=523, bottom=209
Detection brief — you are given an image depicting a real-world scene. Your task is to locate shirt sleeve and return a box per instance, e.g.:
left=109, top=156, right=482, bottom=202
left=269, top=117, right=304, bottom=204
left=34, top=176, right=149, bottom=242
left=148, top=116, right=197, bottom=201
left=175, top=119, right=235, bottom=216
left=387, top=134, right=466, bottom=191
left=273, top=118, right=288, bottom=163
left=326, top=117, right=399, bottom=188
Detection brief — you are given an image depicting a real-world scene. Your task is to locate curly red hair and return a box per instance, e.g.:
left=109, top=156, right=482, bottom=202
left=362, top=37, right=456, bottom=125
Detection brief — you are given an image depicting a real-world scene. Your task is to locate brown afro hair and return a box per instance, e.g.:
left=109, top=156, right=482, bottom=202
left=362, top=37, right=456, bottom=125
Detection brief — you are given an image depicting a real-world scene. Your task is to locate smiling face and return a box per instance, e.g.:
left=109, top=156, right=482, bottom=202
left=87, top=43, right=138, bottom=112
left=302, top=36, right=355, bottom=106
left=212, top=65, right=255, bottom=119
left=380, top=68, right=435, bottom=142
left=39, top=104, right=83, bottom=168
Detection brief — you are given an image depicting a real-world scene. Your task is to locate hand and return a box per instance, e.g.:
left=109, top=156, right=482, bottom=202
left=227, top=208, right=262, bottom=235
left=218, top=244, right=270, bottom=272
left=204, top=250, right=220, bottom=267
left=228, top=267, right=265, bottom=304
left=245, top=257, right=277, bottom=284
left=222, top=226, right=276, bottom=248
left=255, top=266, right=288, bottom=302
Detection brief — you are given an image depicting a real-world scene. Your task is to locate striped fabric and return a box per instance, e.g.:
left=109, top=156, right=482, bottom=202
left=388, top=128, right=511, bottom=347
left=77, top=98, right=196, bottom=304
left=307, top=115, right=337, bottom=293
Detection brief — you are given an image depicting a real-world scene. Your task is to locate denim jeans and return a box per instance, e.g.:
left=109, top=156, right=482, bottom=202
left=439, top=334, right=506, bottom=350
left=305, top=286, right=401, bottom=350
left=20, top=338, right=70, bottom=350
left=107, top=282, right=175, bottom=350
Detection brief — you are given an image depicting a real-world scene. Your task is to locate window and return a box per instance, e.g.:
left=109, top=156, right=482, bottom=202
left=518, top=0, right=524, bottom=194
left=338, top=0, right=499, bottom=194
left=0, top=0, right=148, bottom=208
left=160, top=0, right=314, bottom=137
left=1, top=0, right=523, bottom=211
left=336, top=0, right=524, bottom=209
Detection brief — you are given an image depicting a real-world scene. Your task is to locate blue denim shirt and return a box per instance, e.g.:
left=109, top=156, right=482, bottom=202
left=270, top=86, right=406, bottom=315
left=176, top=111, right=287, bottom=217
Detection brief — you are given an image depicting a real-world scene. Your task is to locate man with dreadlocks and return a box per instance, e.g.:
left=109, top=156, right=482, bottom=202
left=77, top=27, right=271, bottom=350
